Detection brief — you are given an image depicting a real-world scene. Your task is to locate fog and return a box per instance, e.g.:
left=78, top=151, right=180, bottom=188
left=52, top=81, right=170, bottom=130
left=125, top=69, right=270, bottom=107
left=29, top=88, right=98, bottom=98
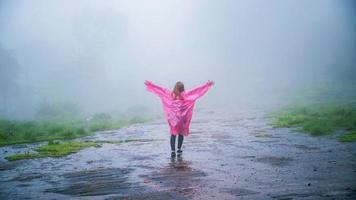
left=0, top=0, right=355, bottom=119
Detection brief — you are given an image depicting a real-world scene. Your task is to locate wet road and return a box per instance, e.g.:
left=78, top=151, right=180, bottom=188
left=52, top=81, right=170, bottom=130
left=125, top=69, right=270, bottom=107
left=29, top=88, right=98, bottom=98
left=1, top=105, right=356, bottom=199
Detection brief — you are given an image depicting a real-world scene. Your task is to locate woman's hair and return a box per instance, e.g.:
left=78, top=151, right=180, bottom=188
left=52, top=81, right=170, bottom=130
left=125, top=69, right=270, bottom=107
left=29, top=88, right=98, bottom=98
left=172, top=81, right=185, bottom=99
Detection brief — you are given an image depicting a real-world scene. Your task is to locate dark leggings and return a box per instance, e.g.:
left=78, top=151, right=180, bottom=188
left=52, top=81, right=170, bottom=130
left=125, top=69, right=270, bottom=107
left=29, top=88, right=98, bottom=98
left=170, top=134, right=184, bottom=151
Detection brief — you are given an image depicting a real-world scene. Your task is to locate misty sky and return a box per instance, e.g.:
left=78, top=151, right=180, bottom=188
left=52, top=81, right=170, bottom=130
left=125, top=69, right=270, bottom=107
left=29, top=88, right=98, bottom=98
left=0, top=0, right=355, bottom=119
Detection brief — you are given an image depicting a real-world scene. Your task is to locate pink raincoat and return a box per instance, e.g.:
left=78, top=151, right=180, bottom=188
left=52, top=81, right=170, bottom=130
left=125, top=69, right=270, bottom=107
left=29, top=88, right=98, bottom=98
left=145, top=80, right=213, bottom=136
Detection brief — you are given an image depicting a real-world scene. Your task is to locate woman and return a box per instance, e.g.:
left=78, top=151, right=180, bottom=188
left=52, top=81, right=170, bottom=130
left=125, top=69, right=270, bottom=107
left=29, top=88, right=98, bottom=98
left=144, top=80, right=214, bottom=157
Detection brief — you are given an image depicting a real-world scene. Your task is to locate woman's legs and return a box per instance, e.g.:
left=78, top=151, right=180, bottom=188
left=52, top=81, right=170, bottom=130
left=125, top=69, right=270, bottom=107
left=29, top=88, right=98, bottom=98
left=170, top=134, right=184, bottom=154
left=170, top=135, right=176, bottom=151
left=178, top=134, right=184, bottom=151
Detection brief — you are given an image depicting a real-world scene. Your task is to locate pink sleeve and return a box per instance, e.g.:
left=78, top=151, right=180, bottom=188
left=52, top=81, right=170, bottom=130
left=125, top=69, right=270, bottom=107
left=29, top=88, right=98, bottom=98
left=186, top=81, right=213, bottom=101
left=145, top=81, right=170, bottom=98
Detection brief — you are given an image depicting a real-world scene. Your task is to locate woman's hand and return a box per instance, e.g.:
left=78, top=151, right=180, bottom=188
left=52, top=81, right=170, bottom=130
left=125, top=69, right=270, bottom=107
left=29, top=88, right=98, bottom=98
left=144, top=80, right=152, bottom=86
left=207, top=80, right=214, bottom=86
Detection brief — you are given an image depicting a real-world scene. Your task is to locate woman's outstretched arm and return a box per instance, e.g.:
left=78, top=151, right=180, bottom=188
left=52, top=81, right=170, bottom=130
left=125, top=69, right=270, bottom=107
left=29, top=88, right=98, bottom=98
left=186, top=80, right=214, bottom=101
left=144, top=80, right=170, bottom=98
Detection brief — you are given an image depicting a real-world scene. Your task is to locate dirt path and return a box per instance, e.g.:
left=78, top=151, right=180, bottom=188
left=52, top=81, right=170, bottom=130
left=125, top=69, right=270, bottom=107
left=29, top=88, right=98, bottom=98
left=1, top=105, right=356, bottom=199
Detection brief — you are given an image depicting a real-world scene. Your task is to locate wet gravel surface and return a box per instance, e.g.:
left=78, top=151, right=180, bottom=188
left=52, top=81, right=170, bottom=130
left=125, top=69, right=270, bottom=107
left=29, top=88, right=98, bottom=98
left=0, top=105, right=356, bottom=199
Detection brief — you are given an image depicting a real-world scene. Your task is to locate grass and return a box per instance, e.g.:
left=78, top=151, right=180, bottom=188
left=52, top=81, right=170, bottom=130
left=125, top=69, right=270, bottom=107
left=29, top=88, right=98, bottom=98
left=0, top=114, right=150, bottom=146
left=5, top=152, right=42, bottom=161
left=5, top=141, right=100, bottom=161
left=337, top=131, right=356, bottom=142
left=5, top=139, right=158, bottom=161
left=272, top=103, right=356, bottom=141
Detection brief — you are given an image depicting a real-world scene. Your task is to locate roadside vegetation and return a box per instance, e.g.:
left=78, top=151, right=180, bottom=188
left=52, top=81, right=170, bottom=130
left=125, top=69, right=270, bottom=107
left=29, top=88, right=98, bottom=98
left=271, top=82, right=356, bottom=142
left=272, top=103, right=356, bottom=141
left=0, top=101, right=152, bottom=146
left=0, top=113, right=149, bottom=146
left=5, top=141, right=99, bottom=161
left=0, top=101, right=155, bottom=161
left=5, top=139, right=157, bottom=161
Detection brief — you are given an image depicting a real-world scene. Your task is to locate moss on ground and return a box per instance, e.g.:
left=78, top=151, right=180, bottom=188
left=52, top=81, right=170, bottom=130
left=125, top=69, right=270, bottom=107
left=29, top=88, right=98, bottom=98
left=5, top=152, right=42, bottom=161
left=337, top=131, right=356, bottom=142
left=5, top=141, right=100, bottom=161
left=272, top=103, right=356, bottom=141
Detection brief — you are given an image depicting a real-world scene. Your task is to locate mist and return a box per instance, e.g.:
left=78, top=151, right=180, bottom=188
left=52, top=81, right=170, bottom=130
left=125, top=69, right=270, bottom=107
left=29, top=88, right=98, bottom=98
left=0, top=0, right=355, bottom=119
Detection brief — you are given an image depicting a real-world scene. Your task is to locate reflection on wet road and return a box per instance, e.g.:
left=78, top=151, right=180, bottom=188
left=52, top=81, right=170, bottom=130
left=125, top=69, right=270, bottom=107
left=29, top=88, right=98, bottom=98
left=1, top=106, right=356, bottom=199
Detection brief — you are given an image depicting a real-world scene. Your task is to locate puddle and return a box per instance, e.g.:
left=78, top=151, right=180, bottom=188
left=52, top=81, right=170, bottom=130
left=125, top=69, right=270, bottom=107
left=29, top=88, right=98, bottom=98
left=45, top=168, right=140, bottom=196
left=140, top=156, right=206, bottom=197
left=220, top=187, right=259, bottom=196
left=294, top=144, right=320, bottom=151
left=0, top=161, right=19, bottom=171
left=255, top=156, right=294, bottom=167
left=116, top=191, right=188, bottom=200
left=10, top=172, right=44, bottom=182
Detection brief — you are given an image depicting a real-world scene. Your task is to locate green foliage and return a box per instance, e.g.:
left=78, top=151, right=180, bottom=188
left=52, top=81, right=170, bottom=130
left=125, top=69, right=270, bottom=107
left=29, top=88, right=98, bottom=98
left=35, top=101, right=82, bottom=120
left=36, top=141, right=100, bottom=157
left=0, top=113, right=151, bottom=146
left=5, top=152, right=42, bottom=161
left=129, top=116, right=149, bottom=124
left=88, top=113, right=125, bottom=132
left=337, top=131, right=356, bottom=142
left=5, top=141, right=99, bottom=161
left=91, top=113, right=112, bottom=121
left=272, top=103, right=356, bottom=139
